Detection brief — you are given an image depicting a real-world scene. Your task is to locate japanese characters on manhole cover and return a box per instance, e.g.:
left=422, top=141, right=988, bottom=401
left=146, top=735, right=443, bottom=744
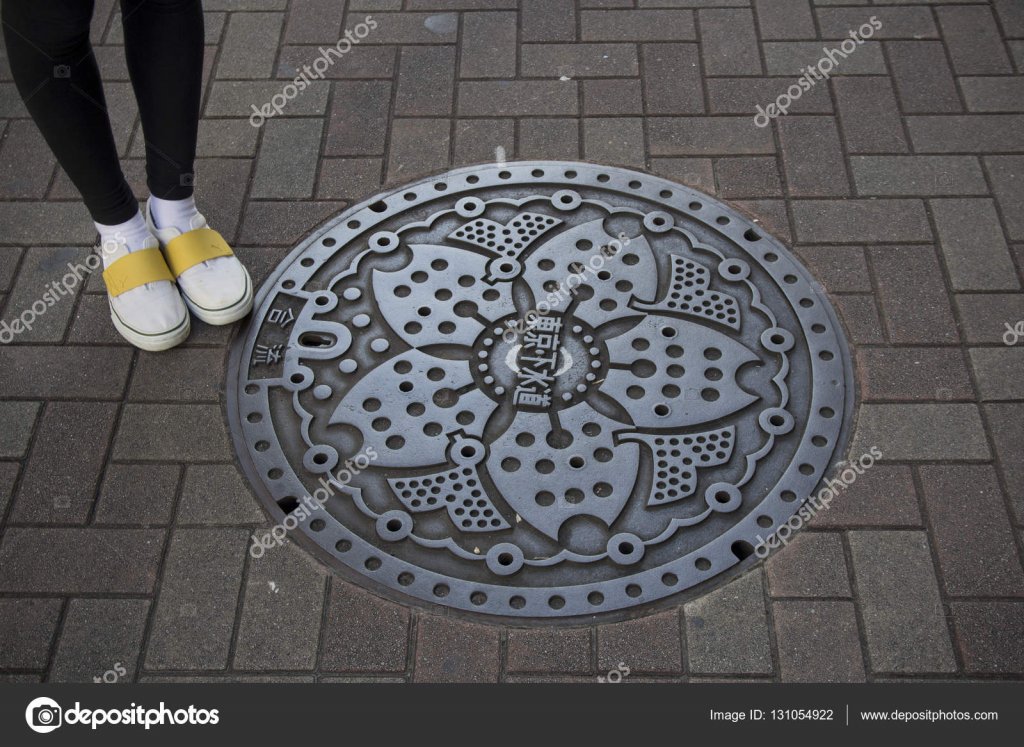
left=227, top=162, right=854, bottom=619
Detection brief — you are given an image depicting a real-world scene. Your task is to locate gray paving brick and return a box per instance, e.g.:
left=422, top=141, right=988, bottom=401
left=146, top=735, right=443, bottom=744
left=833, top=77, right=909, bottom=153
left=649, top=117, right=774, bottom=156
left=969, top=347, right=1024, bottom=400
left=811, top=465, right=922, bottom=528
left=320, top=580, right=410, bottom=672
left=597, top=609, right=682, bottom=675
left=793, top=246, right=870, bottom=292
left=709, top=77, right=832, bottom=115
left=819, top=7, right=937, bottom=40
left=886, top=41, right=961, bottom=114
left=920, top=465, right=1024, bottom=598
left=778, top=117, right=850, bottom=197
left=205, top=80, right=330, bottom=117
left=277, top=45, right=396, bottom=80
left=0, top=400, right=38, bottom=458
left=195, top=157, right=254, bottom=244
left=95, top=464, right=179, bottom=525
left=849, top=531, right=956, bottom=674
left=985, top=156, right=1024, bottom=242
left=387, top=118, right=451, bottom=182
left=951, top=602, right=1024, bottom=674
left=0, top=248, right=22, bottom=292
left=317, top=157, right=383, bottom=199
left=251, top=118, right=323, bottom=199
left=0, top=463, right=19, bottom=519
left=459, top=81, right=578, bottom=116
left=792, top=200, right=930, bottom=243
left=754, top=0, right=816, bottom=40
left=196, top=119, right=259, bottom=157
left=522, top=43, right=639, bottom=78
left=851, top=156, right=987, bottom=197
left=583, top=118, right=646, bottom=168
left=642, top=44, right=704, bottom=115
left=0, top=528, right=164, bottom=593
left=773, top=601, right=865, bottom=682
left=908, top=115, right=1024, bottom=153
left=766, top=532, right=851, bottom=597
left=113, top=404, right=232, bottom=462
left=325, top=81, right=391, bottom=155
left=396, top=46, right=455, bottom=116
left=995, top=0, right=1024, bottom=36
left=461, top=12, right=516, bottom=78
left=283, top=0, right=345, bottom=44
left=10, top=402, right=117, bottom=524
left=0, top=598, right=62, bottom=669
left=763, top=41, right=886, bottom=76
left=956, top=293, right=1024, bottom=344
left=869, top=245, right=959, bottom=344
left=961, top=77, right=1024, bottom=113
left=735, top=199, right=791, bottom=244
left=50, top=598, right=150, bottom=683
left=699, top=9, right=761, bottom=75
left=518, top=118, right=579, bottom=159
left=239, top=201, right=343, bottom=245
left=234, top=543, right=327, bottom=670
left=685, top=571, right=773, bottom=675
left=521, top=0, right=576, bottom=42
left=453, top=120, right=514, bottom=166
left=985, top=403, right=1024, bottom=523
left=367, top=13, right=458, bottom=44
left=129, top=348, right=224, bottom=402
left=1, top=246, right=93, bottom=343
left=832, top=294, right=886, bottom=344
left=583, top=80, right=643, bottom=116
left=933, top=199, right=1019, bottom=291
left=413, top=615, right=500, bottom=682
left=217, top=12, right=284, bottom=78
left=936, top=5, right=1012, bottom=75
left=145, top=528, right=249, bottom=670
left=507, top=628, right=592, bottom=674
left=853, top=404, right=989, bottom=461
left=582, top=10, right=696, bottom=41
left=714, top=157, right=782, bottom=198
left=859, top=347, right=973, bottom=401
left=0, top=120, right=56, bottom=199
left=0, top=203, right=95, bottom=245
left=177, top=464, right=265, bottom=525
left=650, top=158, right=715, bottom=193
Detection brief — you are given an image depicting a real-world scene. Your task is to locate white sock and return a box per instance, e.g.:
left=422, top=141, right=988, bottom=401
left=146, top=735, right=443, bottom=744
left=149, top=195, right=203, bottom=235
left=95, top=211, right=153, bottom=268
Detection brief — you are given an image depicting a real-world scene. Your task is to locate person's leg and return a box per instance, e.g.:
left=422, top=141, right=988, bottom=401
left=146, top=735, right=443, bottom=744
left=119, top=0, right=203, bottom=208
left=2, top=0, right=137, bottom=224
left=2, top=0, right=190, bottom=350
left=121, top=0, right=253, bottom=325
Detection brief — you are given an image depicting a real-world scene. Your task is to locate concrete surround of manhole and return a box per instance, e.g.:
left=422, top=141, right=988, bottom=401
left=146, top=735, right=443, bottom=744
left=226, top=161, right=855, bottom=621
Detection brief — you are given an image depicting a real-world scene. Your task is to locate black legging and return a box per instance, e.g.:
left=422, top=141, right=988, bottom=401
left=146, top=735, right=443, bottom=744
left=2, top=0, right=204, bottom=224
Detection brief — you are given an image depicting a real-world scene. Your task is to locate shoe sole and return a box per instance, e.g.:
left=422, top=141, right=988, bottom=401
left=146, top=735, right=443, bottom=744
left=110, top=308, right=191, bottom=352
left=180, top=268, right=254, bottom=326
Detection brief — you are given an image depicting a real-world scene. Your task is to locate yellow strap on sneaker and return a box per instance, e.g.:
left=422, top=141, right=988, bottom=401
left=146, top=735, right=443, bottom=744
left=102, top=248, right=175, bottom=298
left=163, top=227, right=234, bottom=277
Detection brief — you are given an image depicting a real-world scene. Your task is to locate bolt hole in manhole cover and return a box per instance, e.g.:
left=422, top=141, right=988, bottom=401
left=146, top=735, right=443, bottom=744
left=227, top=162, right=854, bottom=620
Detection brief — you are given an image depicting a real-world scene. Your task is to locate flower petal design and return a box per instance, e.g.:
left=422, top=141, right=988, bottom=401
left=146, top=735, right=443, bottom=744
left=485, top=401, right=639, bottom=540
left=372, top=244, right=515, bottom=349
left=521, top=218, right=657, bottom=328
left=329, top=349, right=498, bottom=468
left=600, top=315, right=759, bottom=428
left=620, top=427, right=736, bottom=506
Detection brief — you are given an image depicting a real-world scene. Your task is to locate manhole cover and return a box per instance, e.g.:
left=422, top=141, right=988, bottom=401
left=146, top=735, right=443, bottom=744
left=227, top=162, right=854, bottom=619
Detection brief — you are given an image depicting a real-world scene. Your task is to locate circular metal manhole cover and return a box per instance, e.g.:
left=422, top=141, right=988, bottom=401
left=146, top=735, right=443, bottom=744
left=227, top=161, right=854, bottom=619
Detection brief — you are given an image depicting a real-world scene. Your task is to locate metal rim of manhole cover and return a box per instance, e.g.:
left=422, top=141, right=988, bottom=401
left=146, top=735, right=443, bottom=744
left=226, top=161, right=855, bottom=621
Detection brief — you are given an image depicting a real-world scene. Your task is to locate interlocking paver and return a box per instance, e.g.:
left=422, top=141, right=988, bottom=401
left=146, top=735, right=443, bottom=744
left=1, top=0, right=1023, bottom=685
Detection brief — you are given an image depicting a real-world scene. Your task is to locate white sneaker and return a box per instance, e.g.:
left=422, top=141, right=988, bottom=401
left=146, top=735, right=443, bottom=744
left=101, top=234, right=190, bottom=352
left=145, top=199, right=253, bottom=326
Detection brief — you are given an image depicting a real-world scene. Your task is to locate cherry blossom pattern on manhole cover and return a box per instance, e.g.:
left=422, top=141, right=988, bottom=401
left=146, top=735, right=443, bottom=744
left=227, top=162, right=854, bottom=619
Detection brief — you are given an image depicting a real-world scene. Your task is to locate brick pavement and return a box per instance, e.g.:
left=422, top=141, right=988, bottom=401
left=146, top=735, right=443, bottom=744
left=0, top=0, right=1022, bottom=683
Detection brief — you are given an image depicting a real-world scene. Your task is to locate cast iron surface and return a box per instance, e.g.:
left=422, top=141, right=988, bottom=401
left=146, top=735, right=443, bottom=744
left=226, top=161, right=855, bottom=619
